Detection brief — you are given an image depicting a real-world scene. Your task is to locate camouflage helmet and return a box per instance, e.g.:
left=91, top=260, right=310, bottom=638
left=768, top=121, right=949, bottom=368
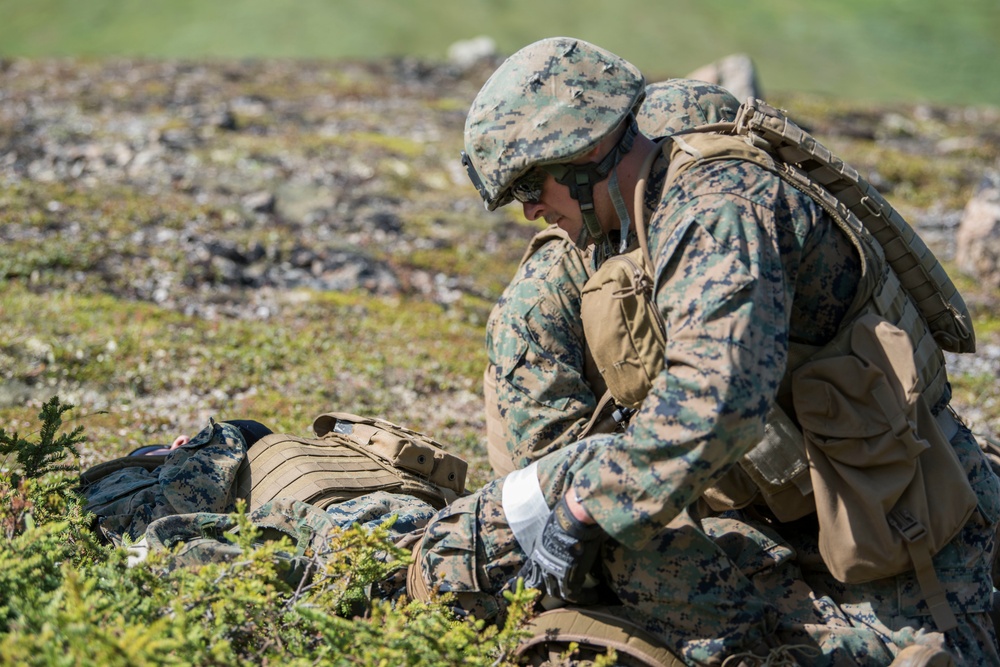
left=637, top=78, right=740, bottom=137
left=462, top=37, right=646, bottom=211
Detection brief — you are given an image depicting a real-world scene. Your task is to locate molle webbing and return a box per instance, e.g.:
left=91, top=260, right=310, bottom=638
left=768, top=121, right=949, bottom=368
left=239, top=434, right=408, bottom=511
left=732, top=98, right=975, bottom=355
left=239, top=413, right=468, bottom=512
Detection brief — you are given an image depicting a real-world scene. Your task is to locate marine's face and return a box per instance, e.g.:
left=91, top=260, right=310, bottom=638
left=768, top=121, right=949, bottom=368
left=520, top=172, right=592, bottom=246
left=521, top=172, right=626, bottom=247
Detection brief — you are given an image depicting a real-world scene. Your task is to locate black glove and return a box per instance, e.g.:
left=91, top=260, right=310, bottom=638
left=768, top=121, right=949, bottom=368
left=516, top=494, right=605, bottom=604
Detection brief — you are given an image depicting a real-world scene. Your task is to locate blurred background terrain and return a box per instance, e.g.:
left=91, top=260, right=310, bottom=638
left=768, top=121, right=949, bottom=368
left=1, top=1, right=998, bottom=488
left=2, top=0, right=999, bottom=106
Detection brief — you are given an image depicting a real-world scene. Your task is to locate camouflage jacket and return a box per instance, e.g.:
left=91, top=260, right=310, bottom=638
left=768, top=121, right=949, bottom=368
left=81, top=420, right=247, bottom=542
left=484, top=79, right=742, bottom=476
left=571, top=151, right=866, bottom=549
left=485, top=226, right=601, bottom=472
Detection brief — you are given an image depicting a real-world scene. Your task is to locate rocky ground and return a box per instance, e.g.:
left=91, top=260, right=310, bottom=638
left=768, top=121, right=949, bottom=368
left=1, top=56, right=998, bottom=473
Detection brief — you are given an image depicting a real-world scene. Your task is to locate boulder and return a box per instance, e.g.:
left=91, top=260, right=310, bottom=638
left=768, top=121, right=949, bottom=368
left=955, top=170, right=1000, bottom=288
left=685, top=53, right=762, bottom=104
left=447, top=36, right=498, bottom=71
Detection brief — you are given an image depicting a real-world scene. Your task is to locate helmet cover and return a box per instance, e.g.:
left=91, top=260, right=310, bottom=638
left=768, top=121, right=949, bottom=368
left=636, top=78, right=740, bottom=137
left=463, top=37, right=645, bottom=210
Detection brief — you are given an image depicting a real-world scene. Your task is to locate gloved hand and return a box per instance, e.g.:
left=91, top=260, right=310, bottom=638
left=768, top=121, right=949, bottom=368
left=516, top=493, right=606, bottom=604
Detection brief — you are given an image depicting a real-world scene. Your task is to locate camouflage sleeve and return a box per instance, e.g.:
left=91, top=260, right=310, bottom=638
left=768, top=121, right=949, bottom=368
left=571, top=161, right=801, bottom=549
left=486, top=235, right=598, bottom=469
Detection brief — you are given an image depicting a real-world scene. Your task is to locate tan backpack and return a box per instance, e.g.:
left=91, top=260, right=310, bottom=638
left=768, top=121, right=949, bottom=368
left=792, top=314, right=976, bottom=631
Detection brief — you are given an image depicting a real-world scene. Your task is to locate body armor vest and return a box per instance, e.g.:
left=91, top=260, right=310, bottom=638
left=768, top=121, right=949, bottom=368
left=651, top=113, right=968, bottom=521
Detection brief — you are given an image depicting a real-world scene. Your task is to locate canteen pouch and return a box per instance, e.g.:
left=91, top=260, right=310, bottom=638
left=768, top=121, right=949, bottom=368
left=581, top=246, right=666, bottom=409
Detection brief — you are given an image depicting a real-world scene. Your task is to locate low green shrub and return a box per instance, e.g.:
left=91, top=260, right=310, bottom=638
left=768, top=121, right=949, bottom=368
left=0, top=397, right=536, bottom=666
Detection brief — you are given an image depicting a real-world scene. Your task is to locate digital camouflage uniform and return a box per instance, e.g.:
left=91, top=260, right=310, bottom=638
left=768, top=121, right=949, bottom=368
left=485, top=79, right=741, bottom=476
left=484, top=225, right=597, bottom=474
left=561, top=138, right=999, bottom=665
left=82, top=420, right=248, bottom=542
left=426, top=37, right=1000, bottom=666
left=411, top=437, right=948, bottom=665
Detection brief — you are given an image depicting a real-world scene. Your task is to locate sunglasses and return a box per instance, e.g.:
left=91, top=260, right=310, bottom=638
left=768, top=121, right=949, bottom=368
left=509, top=169, right=547, bottom=204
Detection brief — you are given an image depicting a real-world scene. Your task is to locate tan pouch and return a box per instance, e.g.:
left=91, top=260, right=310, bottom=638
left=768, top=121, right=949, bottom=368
left=312, top=412, right=467, bottom=496
left=792, top=313, right=976, bottom=630
left=703, top=403, right=816, bottom=522
left=581, top=246, right=666, bottom=409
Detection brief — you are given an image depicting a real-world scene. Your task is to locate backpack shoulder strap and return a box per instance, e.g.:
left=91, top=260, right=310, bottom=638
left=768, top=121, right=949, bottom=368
left=730, top=99, right=975, bottom=354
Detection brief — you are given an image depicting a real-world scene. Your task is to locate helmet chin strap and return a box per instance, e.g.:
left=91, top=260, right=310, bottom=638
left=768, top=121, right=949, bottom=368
left=608, top=165, right=632, bottom=255
left=542, top=115, right=638, bottom=254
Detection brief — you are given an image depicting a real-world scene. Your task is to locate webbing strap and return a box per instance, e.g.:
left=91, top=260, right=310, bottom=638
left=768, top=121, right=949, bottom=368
left=631, top=137, right=670, bottom=340
left=735, top=98, right=974, bottom=354
left=406, top=545, right=434, bottom=603
left=888, top=508, right=959, bottom=632
left=581, top=390, right=616, bottom=439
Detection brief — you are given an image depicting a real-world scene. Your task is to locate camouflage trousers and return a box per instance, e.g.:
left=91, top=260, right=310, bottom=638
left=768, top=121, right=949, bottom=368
left=408, top=426, right=1000, bottom=666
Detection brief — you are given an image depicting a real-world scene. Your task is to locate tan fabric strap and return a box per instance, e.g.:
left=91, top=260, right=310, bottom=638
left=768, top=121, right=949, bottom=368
left=888, top=508, right=959, bottom=632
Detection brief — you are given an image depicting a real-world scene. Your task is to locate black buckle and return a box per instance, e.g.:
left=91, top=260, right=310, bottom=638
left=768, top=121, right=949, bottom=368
left=888, top=508, right=927, bottom=543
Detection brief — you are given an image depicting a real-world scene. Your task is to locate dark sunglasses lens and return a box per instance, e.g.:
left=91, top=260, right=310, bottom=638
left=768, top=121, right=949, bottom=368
left=511, top=171, right=544, bottom=203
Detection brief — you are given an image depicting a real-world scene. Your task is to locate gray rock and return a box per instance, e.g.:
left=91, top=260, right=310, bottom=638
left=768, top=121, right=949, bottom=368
left=685, top=53, right=762, bottom=104
left=956, top=170, right=1000, bottom=287
left=447, top=36, right=498, bottom=70
left=242, top=190, right=276, bottom=214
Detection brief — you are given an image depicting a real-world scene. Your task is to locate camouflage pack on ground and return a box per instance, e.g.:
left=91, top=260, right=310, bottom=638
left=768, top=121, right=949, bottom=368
left=80, top=412, right=468, bottom=544
left=144, top=497, right=346, bottom=587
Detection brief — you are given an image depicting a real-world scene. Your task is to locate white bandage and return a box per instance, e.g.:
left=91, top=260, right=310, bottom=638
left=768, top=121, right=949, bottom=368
left=501, top=461, right=550, bottom=553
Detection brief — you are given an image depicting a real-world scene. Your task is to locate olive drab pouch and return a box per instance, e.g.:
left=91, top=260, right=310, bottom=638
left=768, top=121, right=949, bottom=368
left=792, top=313, right=977, bottom=631
left=238, top=412, right=467, bottom=513
left=701, top=403, right=816, bottom=523
left=581, top=246, right=666, bottom=410
left=514, top=606, right=686, bottom=667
